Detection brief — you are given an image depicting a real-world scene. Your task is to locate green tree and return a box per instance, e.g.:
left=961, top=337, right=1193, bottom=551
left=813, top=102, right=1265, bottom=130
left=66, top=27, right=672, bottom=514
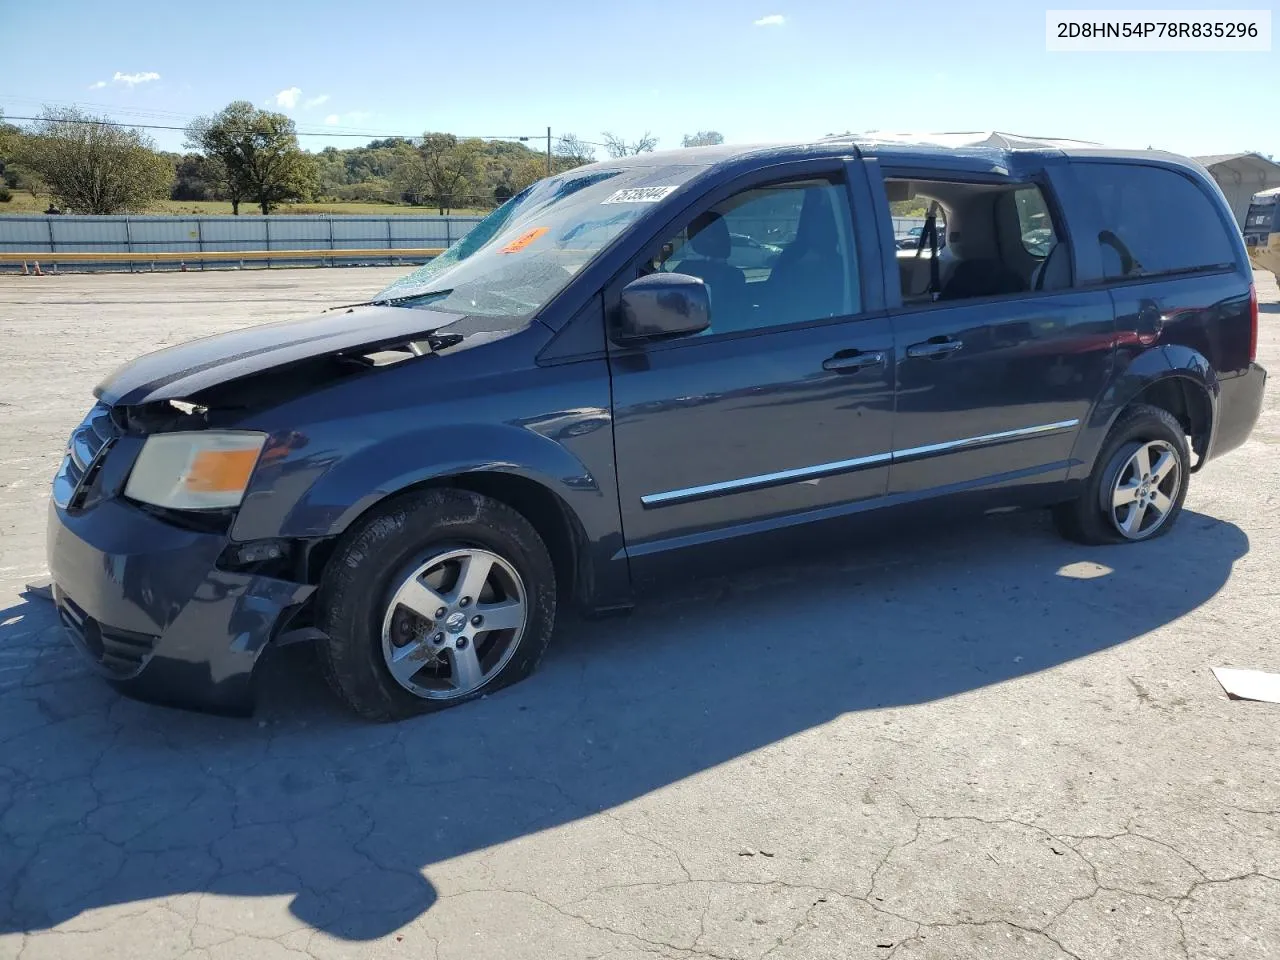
left=0, top=111, right=19, bottom=197
left=170, top=153, right=224, bottom=201
left=0, top=110, right=17, bottom=163
left=484, top=140, right=543, bottom=202
left=186, top=101, right=319, bottom=214
left=16, top=107, right=171, bottom=214
left=409, top=133, right=483, bottom=214
left=682, top=131, right=724, bottom=147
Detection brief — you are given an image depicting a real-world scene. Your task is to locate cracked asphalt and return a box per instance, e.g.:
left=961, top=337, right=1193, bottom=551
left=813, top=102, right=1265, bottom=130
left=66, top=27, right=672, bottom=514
left=1, top=267, right=1278, bottom=960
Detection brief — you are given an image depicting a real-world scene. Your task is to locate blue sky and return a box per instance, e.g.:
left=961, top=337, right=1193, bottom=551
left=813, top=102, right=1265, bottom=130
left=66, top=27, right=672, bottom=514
left=2, top=0, right=1275, bottom=159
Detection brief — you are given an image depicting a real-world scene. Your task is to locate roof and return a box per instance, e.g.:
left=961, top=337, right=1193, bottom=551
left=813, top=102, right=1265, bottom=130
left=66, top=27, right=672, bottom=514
left=582, top=136, right=1216, bottom=185
left=1193, top=153, right=1280, bottom=189
left=1194, top=152, right=1278, bottom=168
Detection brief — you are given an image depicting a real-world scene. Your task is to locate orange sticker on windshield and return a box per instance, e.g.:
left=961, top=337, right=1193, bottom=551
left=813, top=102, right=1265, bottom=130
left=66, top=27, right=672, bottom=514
left=500, top=227, right=548, bottom=253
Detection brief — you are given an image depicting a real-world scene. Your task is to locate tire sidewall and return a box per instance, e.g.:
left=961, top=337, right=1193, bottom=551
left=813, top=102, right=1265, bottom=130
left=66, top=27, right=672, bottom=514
left=318, top=489, right=556, bottom=719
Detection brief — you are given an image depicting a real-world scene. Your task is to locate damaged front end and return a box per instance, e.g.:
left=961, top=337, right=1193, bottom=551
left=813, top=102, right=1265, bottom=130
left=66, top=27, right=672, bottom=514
left=47, top=392, right=324, bottom=714
left=48, top=304, right=497, bottom=714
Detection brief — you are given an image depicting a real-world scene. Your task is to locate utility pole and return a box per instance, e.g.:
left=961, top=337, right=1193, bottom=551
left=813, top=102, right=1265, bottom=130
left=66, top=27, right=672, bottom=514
left=546, top=127, right=552, bottom=177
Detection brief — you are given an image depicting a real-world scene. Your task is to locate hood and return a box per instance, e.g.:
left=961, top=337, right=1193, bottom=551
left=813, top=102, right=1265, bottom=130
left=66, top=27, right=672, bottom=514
left=96, top=305, right=487, bottom=406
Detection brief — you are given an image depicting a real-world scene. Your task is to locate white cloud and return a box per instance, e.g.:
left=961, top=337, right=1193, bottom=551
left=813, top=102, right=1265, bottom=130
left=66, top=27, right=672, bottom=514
left=324, top=114, right=340, bottom=125
left=274, top=86, right=302, bottom=109
left=753, top=13, right=785, bottom=26
left=88, top=80, right=107, bottom=89
left=304, top=94, right=330, bottom=108
left=113, top=71, right=160, bottom=86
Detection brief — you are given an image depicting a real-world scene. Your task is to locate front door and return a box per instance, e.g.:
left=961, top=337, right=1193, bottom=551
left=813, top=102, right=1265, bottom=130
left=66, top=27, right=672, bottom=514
left=608, top=167, right=895, bottom=568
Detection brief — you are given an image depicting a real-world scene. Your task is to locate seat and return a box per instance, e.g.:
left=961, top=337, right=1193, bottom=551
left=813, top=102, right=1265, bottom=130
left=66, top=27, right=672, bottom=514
left=1031, top=242, right=1071, bottom=291
left=938, top=258, right=1027, bottom=300
left=899, top=254, right=935, bottom=300
left=670, top=212, right=749, bottom=331
left=763, top=189, right=848, bottom=323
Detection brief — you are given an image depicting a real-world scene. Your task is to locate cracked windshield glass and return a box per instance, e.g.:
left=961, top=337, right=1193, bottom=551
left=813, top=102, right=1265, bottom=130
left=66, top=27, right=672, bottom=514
left=374, top=165, right=702, bottom=317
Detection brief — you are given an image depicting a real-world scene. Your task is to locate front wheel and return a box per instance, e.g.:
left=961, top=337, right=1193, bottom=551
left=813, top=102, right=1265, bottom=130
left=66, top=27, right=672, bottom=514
left=1053, top=403, right=1190, bottom=545
left=316, top=489, right=557, bottom=721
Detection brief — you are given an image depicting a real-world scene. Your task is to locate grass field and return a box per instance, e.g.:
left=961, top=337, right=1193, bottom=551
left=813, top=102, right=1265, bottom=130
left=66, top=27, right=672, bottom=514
left=0, top=193, right=490, bottom=217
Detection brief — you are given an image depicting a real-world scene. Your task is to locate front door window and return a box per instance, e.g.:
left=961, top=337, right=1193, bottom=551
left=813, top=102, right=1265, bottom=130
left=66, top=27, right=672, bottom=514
left=650, top=179, right=861, bottom=336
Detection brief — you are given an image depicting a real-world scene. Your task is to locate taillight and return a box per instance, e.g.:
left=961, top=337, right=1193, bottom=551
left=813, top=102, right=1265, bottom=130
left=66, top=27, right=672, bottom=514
left=1249, top=282, right=1259, bottom=363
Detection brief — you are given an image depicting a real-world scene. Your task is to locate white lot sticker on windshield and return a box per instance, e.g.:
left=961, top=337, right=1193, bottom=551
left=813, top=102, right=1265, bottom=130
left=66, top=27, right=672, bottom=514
left=601, top=186, right=678, bottom=204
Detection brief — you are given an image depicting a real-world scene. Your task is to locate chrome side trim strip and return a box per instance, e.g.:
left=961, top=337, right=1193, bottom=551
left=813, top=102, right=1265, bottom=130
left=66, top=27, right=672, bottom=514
left=890, top=418, right=1080, bottom=462
left=639, top=418, right=1080, bottom=508
left=639, top=451, right=893, bottom=506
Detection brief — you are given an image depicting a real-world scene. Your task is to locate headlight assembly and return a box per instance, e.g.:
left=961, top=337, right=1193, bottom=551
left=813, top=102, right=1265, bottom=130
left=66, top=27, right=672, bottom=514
left=124, top=432, right=266, bottom=510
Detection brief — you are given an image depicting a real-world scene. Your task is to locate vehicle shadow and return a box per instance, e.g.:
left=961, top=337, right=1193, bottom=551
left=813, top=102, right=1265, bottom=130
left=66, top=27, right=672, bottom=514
left=0, top=508, right=1249, bottom=940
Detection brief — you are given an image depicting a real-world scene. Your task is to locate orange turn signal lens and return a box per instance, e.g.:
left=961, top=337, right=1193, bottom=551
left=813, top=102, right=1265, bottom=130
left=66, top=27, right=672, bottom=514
left=124, top=432, right=267, bottom=510
left=185, top=448, right=262, bottom=493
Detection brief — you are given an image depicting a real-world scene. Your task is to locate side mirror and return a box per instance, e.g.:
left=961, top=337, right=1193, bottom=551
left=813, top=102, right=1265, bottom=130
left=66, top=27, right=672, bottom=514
left=613, top=273, right=711, bottom=344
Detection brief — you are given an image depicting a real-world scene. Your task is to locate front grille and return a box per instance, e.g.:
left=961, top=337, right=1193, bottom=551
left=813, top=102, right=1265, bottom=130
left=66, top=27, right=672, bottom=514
left=52, top=404, right=119, bottom=510
left=57, top=591, right=159, bottom=679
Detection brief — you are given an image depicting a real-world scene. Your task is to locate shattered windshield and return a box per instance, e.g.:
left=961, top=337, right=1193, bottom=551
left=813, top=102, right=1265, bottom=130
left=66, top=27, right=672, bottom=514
left=374, top=164, right=704, bottom=317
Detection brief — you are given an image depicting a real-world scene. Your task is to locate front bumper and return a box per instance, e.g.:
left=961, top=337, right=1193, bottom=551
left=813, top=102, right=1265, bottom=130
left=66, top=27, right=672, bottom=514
left=1209, top=362, right=1268, bottom=462
left=47, top=498, right=314, bottom=714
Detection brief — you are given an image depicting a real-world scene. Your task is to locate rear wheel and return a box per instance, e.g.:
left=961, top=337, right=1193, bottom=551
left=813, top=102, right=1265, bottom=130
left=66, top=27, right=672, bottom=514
left=1052, top=404, right=1189, bottom=545
left=317, top=489, right=556, bottom=721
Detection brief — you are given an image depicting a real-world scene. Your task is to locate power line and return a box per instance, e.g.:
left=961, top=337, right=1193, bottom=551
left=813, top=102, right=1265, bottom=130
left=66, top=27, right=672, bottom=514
left=3, top=102, right=639, bottom=157
left=2, top=98, right=645, bottom=155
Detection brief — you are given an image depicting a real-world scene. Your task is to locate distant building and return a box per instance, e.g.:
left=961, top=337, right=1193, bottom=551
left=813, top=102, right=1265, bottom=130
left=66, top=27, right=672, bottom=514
left=859, top=130, right=1102, bottom=150
left=1194, top=154, right=1280, bottom=229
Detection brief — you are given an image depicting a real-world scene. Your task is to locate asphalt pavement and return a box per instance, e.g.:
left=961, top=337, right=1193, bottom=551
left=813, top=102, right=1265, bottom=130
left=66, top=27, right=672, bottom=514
left=1, top=267, right=1278, bottom=960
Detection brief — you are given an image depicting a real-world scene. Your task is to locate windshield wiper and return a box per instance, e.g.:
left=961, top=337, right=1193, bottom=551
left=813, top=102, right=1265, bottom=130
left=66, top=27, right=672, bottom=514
left=328, top=289, right=455, bottom=312
left=382, top=288, right=454, bottom=307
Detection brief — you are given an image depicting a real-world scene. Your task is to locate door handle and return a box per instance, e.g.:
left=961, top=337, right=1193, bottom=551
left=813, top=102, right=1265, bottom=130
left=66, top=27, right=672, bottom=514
left=822, top=349, right=886, bottom=373
left=906, top=337, right=963, bottom=359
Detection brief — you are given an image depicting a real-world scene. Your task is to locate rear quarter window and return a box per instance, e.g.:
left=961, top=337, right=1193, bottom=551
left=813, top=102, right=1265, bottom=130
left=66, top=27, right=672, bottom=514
left=1071, top=162, right=1237, bottom=280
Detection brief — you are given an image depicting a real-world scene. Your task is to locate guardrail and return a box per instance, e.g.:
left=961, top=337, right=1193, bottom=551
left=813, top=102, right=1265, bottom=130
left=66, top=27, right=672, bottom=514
left=0, top=212, right=475, bottom=272
left=0, top=247, right=446, bottom=273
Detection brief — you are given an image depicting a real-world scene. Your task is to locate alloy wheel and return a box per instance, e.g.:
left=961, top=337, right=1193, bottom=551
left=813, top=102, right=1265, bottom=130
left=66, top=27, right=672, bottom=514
left=1108, top=440, right=1182, bottom=540
left=380, top=547, right=527, bottom=699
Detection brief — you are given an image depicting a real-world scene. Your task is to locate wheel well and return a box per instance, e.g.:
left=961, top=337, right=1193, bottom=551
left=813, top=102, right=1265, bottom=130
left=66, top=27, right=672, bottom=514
left=1128, top=377, right=1213, bottom=463
left=404, top=471, right=583, bottom=607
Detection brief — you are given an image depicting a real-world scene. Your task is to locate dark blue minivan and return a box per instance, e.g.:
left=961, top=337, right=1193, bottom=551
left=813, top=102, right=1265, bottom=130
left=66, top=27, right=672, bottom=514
left=47, top=138, right=1267, bottom=719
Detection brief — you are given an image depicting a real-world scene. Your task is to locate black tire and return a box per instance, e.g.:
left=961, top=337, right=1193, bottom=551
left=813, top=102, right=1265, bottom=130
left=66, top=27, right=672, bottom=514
left=1052, top=403, right=1190, bottom=545
left=316, top=488, right=556, bottom=721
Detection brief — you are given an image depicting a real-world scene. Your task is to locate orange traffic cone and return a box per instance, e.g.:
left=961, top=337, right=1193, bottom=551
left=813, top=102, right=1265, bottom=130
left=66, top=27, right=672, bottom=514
left=32, top=261, right=43, bottom=276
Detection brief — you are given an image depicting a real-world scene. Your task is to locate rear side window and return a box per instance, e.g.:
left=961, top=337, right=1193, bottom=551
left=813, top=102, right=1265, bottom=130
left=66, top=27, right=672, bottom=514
left=1072, top=163, right=1237, bottom=280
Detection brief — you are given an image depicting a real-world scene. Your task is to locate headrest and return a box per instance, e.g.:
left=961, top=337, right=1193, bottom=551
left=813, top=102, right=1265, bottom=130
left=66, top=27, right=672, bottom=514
left=688, top=211, right=730, bottom=259
left=1036, top=242, right=1071, bottom=291
left=793, top=188, right=837, bottom=251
